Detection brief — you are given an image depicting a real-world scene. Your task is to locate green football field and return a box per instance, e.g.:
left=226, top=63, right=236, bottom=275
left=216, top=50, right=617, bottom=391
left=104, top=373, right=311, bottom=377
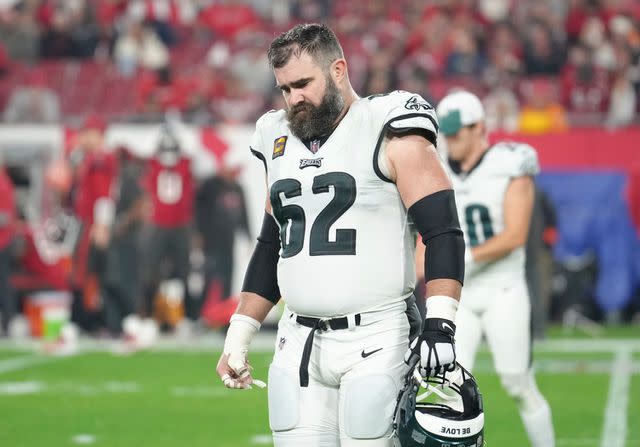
left=0, top=327, right=639, bottom=447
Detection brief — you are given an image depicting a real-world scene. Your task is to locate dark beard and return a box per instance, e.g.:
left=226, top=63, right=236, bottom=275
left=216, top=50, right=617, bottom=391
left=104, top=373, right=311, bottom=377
left=287, top=78, right=345, bottom=141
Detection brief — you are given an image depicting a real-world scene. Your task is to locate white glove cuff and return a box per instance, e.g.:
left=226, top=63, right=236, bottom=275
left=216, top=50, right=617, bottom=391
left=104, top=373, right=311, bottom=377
left=223, top=314, right=261, bottom=356
left=425, top=295, right=458, bottom=322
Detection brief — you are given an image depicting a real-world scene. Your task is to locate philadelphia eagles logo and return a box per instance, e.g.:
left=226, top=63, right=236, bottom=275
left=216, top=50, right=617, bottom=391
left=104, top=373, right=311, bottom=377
left=404, top=96, right=433, bottom=111
left=299, top=158, right=323, bottom=169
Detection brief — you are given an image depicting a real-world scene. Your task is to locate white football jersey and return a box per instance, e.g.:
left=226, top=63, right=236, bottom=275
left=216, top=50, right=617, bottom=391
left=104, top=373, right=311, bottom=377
left=445, top=141, right=540, bottom=285
left=250, top=91, right=439, bottom=317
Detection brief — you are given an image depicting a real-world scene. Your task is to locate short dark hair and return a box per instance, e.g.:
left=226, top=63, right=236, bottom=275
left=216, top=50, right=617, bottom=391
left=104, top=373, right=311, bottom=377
left=267, top=23, right=344, bottom=69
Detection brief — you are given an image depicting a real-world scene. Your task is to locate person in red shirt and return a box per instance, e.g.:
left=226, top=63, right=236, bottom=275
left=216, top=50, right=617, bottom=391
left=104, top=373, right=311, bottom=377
left=70, top=116, right=118, bottom=330
left=142, top=126, right=194, bottom=320
left=0, top=166, right=15, bottom=336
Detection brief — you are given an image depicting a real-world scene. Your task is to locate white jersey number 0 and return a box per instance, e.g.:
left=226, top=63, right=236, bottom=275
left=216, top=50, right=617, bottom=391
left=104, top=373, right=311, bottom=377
left=156, top=170, right=183, bottom=205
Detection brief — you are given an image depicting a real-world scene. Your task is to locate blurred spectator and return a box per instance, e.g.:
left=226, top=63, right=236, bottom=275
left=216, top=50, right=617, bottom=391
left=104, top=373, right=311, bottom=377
left=565, top=0, right=601, bottom=45
left=0, top=0, right=635, bottom=127
left=0, top=2, right=40, bottom=63
left=0, top=163, right=15, bottom=336
left=3, top=71, right=60, bottom=123
left=483, top=21, right=523, bottom=84
left=362, top=48, right=397, bottom=95
left=518, top=77, right=569, bottom=134
left=229, top=33, right=273, bottom=96
left=402, top=7, right=451, bottom=77
left=183, top=67, right=225, bottom=125
left=478, top=0, right=511, bottom=22
left=114, top=19, right=169, bottom=77
left=124, top=0, right=197, bottom=47
left=523, top=21, right=565, bottom=75
left=446, top=27, right=486, bottom=76
left=38, top=0, right=74, bottom=58
left=198, top=0, right=262, bottom=40
left=483, top=84, right=520, bottom=132
left=68, top=0, right=101, bottom=58
left=70, top=116, right=118, bottom=331
left=195, top=160, right=250, bottom=308
left=102, top=147, right=146, bottom=334
left=605, top=44, right=637, bottom=128
left=142, top=126, right=194, bottom=320
left=36, top=0, right=100, bottom=59
left=561, top=45, right=610, bottom=117
left=291, top=0, right=331, bottom=22
left=211, top=73, right=265, bottom=124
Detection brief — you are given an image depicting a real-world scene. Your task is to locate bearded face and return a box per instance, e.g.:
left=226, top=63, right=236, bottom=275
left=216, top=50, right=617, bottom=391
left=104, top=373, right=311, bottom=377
left=286, top=75, right=345, bottom=141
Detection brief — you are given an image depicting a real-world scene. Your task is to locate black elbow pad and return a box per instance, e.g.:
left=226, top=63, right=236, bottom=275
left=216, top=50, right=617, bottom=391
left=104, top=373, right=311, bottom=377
left=241, top=212, right=281, bottom=303
left=408, top=189, right=466, bottom=285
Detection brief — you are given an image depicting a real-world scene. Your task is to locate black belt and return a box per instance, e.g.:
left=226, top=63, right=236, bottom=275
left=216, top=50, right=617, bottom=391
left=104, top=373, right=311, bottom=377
left=296, top=314, right=362, bottom=387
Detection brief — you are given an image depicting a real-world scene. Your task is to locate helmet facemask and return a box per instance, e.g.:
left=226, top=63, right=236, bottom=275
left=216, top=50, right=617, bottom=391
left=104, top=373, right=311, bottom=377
left=394, top=361, right=485, bottom=447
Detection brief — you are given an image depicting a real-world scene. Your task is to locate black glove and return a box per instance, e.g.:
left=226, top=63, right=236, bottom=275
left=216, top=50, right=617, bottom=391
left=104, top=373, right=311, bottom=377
left=404, top=318, right=456, bottom=377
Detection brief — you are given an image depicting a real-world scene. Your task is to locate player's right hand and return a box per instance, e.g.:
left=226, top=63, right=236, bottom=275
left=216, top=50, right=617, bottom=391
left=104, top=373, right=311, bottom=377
left=404, top=318, right=456, bottom=377
left=216, top=352, right=255, bottom=389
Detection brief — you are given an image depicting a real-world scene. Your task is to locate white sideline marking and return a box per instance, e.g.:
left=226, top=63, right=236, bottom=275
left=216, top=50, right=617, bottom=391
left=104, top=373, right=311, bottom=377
left=558, top=439, right=598, bottom=446
left=0, top=380, right=241, bottom=398
left=0, top=355, right=57, bottom=374
left=0, top=381, right=44, bottom=395
left=2, top=336, right=640, bottom=353
left=71, top=434, right=96, bottom=445
left=250, top=434, right=273, bottom=445
left=471, top=358, right=640, bottom=374
left=600, top=349, right=632, bottom=447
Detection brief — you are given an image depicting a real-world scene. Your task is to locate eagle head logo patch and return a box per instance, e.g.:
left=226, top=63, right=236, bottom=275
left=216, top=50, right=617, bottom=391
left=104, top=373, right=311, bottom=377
left=273, top=136, right=287, bottom=159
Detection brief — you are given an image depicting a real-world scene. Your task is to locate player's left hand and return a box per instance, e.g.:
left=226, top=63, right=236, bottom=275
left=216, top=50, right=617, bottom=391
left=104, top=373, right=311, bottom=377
left=405, top=318, right=456, bottom=377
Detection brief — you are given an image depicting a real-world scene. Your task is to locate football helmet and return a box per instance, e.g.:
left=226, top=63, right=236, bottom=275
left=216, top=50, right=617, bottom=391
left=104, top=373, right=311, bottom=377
left=394, top=360, right=484, bottom=447
left=157, top=124, right=181, bottom=166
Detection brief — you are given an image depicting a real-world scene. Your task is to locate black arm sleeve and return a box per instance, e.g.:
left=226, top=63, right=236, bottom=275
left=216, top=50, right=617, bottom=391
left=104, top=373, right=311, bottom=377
left=408, top=189, right=466, bottom=285
left=241, top=212, right=281, bottom=303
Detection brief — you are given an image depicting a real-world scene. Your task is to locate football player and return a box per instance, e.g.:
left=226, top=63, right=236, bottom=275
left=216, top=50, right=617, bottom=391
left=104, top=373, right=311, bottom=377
left=142, top=125, right=194, bottom=320
left=417, top=90, right=555, bottom=447
left=216, top=24, right=467, bottom=447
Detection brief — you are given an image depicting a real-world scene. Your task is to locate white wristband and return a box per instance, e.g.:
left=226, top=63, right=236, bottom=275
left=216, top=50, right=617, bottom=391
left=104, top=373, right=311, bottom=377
left=425, top=295, right=458, bottom=321
left=223, top=314, right=261, bottom=355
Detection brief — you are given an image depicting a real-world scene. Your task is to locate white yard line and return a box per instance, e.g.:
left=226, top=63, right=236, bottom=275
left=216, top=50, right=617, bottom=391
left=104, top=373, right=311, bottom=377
left=472, top=358, right=640, bottom=374
left=558, top=439, right=599, bottom=446
left=0, top=355, right=58, bottom=375
left=536, top=339, right=640, bottom=353
left=1, top=335, right=639, bottom=353
left=600, top=348, right=632, bottom=447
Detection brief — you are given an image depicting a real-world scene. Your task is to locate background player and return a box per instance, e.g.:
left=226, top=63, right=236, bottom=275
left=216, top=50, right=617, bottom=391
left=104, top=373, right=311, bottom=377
left=417, top=90, right=555, bottom=447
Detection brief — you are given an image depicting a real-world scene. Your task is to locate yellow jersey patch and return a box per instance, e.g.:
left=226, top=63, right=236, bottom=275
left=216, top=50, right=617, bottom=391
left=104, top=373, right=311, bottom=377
left=273, top=136, right=287, bottom=159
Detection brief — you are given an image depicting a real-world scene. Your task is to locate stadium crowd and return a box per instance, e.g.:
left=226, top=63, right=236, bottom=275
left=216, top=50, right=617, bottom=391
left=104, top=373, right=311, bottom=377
left=0, top=0, right=639, bottom=343
left=0, top=0, right=638, bottom=130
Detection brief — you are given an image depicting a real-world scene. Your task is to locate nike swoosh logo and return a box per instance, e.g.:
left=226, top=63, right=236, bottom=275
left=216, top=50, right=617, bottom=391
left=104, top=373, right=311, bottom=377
left=442, top=322, right=453, bottom=333
left=361, top=348, right=383, bottom=358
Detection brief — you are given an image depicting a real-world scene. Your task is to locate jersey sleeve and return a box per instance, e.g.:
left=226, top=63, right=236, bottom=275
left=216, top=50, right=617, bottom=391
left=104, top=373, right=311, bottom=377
left=382, top=91, right=439, bottom=147
left=249, top=111, right=271, bottom=173
left=508, top=143, right=540, bottom=178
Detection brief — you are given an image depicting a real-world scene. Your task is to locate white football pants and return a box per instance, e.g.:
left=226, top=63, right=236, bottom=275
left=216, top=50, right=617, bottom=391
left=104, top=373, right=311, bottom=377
left=268, top=300, right=413, bottom=447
